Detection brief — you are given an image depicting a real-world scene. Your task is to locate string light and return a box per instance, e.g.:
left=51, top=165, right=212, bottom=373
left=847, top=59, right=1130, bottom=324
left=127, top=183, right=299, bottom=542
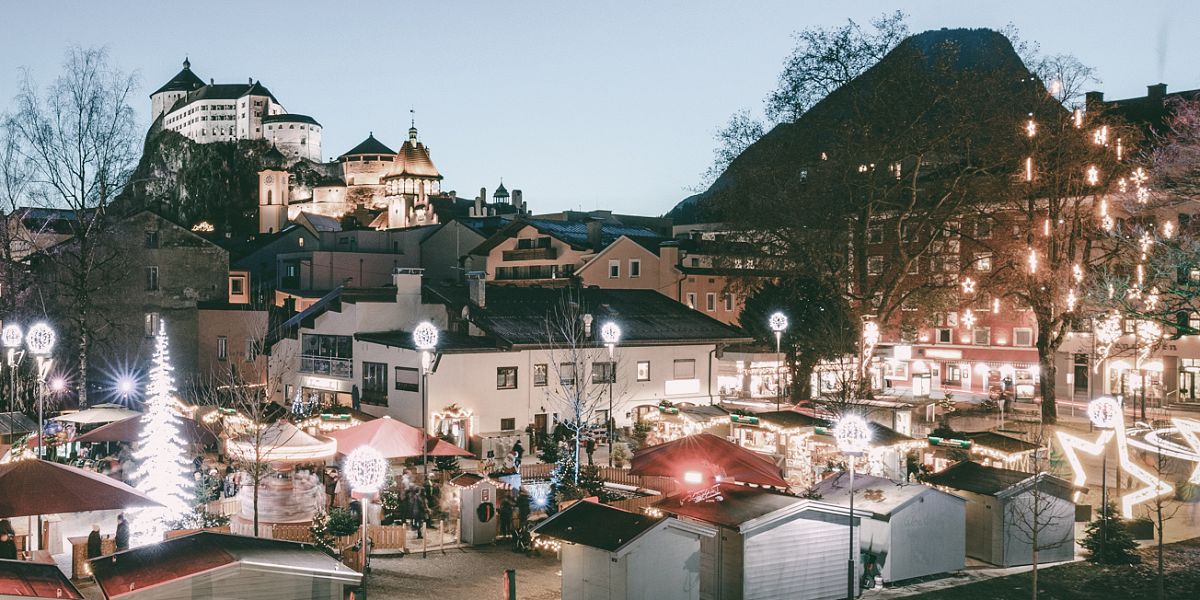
left=1163, top=221, right=1175, bottom=238
left=1094, top=312, right=1123, bottom=371
left=1118, top=178, right=1128, bottom=193
left=962, top=308, right=976, bottom=329
left=1066, top=289, right=1077, bottom=312
left=961, top=277, right=976, bottom=295
left=1116, top=138, right=1123, bottom=161
left=1025, top=117, right=1037, bottom=137
left=992, top=298, right=1000, bottom=314
left=344, top=446, right=388, bottom=494
left=1043, top=218, right=1050, bottom=236
left=1086, top=165, right=1100, bottom=185
left=1072, top=264, right=1083, bottom=284
left=1073, top=108, right=1083, bottom=128
left=1093, top=125, right=1108, bottom=146
left=1025, top=157, right=1033, bottom=182
left=1027, top=248, right=1038, bottom=274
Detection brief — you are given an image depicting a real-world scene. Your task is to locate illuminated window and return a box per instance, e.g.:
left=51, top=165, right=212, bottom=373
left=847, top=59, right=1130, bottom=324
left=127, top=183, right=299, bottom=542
left=496, top=366, right=518, bottom=389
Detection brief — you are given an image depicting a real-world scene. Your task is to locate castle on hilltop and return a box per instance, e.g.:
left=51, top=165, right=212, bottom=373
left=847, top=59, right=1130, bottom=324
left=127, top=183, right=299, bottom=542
left=150, top=58, right=322, bottom=162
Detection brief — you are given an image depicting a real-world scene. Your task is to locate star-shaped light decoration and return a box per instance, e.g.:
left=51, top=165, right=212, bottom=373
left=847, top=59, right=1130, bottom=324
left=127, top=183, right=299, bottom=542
left=1172, top=418, right=1200, bottom=485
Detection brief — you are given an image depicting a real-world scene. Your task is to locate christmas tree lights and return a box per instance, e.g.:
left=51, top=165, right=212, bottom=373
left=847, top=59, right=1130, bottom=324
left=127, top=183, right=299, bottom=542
left=130, top=320, right=194, bottom=545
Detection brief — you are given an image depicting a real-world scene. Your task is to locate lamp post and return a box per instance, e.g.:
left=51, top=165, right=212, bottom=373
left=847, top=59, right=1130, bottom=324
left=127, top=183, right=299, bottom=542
left=413, top=321, right=438, bottom=557
left=1087, top=396, right=1120, bottom=560
left=344, top=446, right=387, bottom=574
left=769, top=312, right=788, bottom=410
left=600, top=321, right=620, bottom=465
left=833, top=414, right=871, bottom=600
left=2, top=324, right=23, bottom=456
left=25, top=322, right=55, bottom=551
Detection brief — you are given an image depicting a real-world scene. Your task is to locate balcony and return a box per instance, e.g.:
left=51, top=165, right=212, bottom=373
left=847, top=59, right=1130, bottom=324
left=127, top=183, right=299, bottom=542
left=299, top=355, right=353, bottom=379
left=502, top=247, right=557, bottom=261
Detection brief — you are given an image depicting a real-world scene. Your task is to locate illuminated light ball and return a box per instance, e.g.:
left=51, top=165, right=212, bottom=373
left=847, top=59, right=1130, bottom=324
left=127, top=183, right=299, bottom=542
left=833, top=415, right=872, bottom=455
left=682, top=470, right=704, bottom=485
left=25, top=323, right=55, bottom=355
left=769, top=312, right=789, bottom=333
left=1087, top=397, right=1121, bottom=430
left=1, top=324, right=22, bottom=348
left=412, top=322, right=439, bottom=350
left=600, top=321, right=621, bottom=345
left=117, top=377, right=137, bottom=396
left=344, top=446, right=388, bottom=494
left=49, top=377, right=67, bottom=393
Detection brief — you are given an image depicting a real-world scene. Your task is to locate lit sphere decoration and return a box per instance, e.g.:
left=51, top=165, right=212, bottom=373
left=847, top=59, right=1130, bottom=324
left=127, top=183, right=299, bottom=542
left=25, top=323, right=55, bottom=355
left=344, top=446, right=388, bottom=494
left=412, top=322, right=439, bottom=350
left=1087, top=396, right=1121, bottom=430
left=600, top=321, right=621, bottom=345
left=1, top=324, right=22, bottom=348
left=833, top=415, right=872, bottom=455
left=769, top=312, right=788, bottom=333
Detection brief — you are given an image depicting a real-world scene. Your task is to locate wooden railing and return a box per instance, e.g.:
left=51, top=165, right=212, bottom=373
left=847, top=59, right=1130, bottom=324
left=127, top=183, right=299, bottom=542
left=518, top=463, right=677, bottom=496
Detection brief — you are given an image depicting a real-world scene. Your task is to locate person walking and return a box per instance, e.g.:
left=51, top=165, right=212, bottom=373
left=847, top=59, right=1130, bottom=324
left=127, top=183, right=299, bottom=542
left=585, top=436, right=596, bottom=466
left=511, top=440, right=525, bottom=470
left=115, top=514, right=129, bottom=551
left=498, top=494, right=514, bottom=539
left=516, top=489, right=531, bottom=532
left=87, top=525, right=103, bottom=559
left=408, top=486, right=428, bottom=539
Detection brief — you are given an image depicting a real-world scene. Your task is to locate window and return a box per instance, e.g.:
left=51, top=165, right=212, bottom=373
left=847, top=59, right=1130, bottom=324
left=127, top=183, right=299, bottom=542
left=937, top=328, right=953, bottom=343
left=637, top=361, right=650, bottom=381
left=298, top=237, right=305, bottom=247
left=144, top=231, right=159, bottom=248
left=945, top=220, right=961, bottom=238
left=591, top=362, right=616, bottom=384
left=685, top=293, right=697, bottom=308
left=867, top=225, right=883, bottom=244
left=299, top=334, right=353, bottom=377
left=362, top=362, right=388, bottom=405
left=144, top=312, right=160, bottom=337
left=1013, top=328, right=1034, bottom=347
left=706, top=293, right=716, bottom=312
left=974, top=327, right=991, bottom=346
left=559, top=363, right=576, bottom=385
left=867, top=256, right=884, bottom=275
left=533, top=364, right=548, bottom=386
left=724, top=293, right=735, bottom=311
left=629, top=259, right=641, bottom=278
left=974, top=252, right=992, bottom=272
left=230, top=276, right=245, bottom=296
left=392, top=366, right=419, bottom=392
left=975, top=218, right=992, bottom=239
left=500, top=418, right=517, bottom=431
left=690, top=257, right=700, bottom=267
left=145, top=266, right=159, bottom=291
left=608, top=260, right=620, bottom=278
left=496, top=366, right=518, bottom=389
left=944, top=363, right=962, bottom=384
left=245, top=338, right=259, bottom=361
left=217, top=336, right=228, bottom=361
left=673, top=359, right=696, bottom=379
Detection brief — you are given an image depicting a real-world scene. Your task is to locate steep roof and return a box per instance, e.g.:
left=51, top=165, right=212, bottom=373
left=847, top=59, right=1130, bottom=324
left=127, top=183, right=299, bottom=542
left=263, top=113, right=321, bottom=126
left=340, top=133, right=396, bottom=158
left=151, top=58, right=205, bottom=96
left=165, top=81, right=278, bottom=113
left=0, top=558, right=83, bottom=599
left=533, top=500, right=665, bottom=552
left=924, top=460, right=1073, bottom=498
left=387, top=128, right=441, bottom=179
left=90, top=532, right=359, bottom=598
left=426, top=284, right=752, bottom=348
left=660, top=483, right=854, bottom=531
left=470, top=218, right=666, bottom=255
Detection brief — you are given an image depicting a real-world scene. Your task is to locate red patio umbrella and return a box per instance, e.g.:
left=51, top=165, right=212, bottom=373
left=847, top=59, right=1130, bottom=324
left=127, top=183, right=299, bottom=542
left=630, top=432, right=788, bottom=488
left=329, top=415, right=471, bottom=459
left=74, top=414, right=217, bottom=446
left=0, top=459, right=160, bottom=518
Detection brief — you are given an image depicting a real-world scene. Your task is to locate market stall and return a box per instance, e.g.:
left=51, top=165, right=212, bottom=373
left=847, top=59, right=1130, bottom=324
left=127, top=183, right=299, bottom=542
left=729, top=411, right=824, bottom=487
left=641, top=404, right=729, bottom=445
left=921, top=431, right=1045, bottom=473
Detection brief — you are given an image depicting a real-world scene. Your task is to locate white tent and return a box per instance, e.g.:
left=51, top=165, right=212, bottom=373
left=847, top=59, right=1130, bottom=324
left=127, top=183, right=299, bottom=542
left=811, top=472, right=966, bottom=583
left=51, top=404, right=140, bottom=425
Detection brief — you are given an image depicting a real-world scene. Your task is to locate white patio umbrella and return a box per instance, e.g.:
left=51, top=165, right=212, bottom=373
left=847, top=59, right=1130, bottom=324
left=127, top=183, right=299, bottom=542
left=51, top=404, right=140, bottom=425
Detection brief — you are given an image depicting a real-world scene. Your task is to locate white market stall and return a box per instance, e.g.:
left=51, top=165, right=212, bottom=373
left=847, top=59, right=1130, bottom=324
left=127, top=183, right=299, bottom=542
left=533, top=501, right=715, bottom=600
left=810, top=472, right=966, bottom=583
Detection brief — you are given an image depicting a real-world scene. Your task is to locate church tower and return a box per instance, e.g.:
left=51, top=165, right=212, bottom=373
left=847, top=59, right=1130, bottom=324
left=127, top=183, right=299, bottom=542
left=258, top=168, right=290, bottom=234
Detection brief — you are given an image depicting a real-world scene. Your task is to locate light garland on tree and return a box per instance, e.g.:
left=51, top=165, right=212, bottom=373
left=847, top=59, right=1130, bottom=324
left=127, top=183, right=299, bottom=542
left=130, top=320, right=194, bottom=545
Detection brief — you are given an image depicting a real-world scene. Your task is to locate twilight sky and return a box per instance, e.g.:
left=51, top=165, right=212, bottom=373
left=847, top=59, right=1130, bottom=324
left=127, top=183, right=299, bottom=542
left=1, top=1, right=1196, bottom=216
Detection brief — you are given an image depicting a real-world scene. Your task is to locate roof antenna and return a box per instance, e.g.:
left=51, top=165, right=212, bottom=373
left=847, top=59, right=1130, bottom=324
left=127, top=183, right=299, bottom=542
left=410, top=107, right=415, bottom=128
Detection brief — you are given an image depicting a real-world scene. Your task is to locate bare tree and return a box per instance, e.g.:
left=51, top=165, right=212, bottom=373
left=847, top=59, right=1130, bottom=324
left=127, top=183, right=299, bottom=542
left=1005, top=425, right=1073, bottom=600
left=1141, top=437, right=1182, bottom=600
left=542, top=289, right=627, bottom=483
left=6, top=46, right=140, bottom=405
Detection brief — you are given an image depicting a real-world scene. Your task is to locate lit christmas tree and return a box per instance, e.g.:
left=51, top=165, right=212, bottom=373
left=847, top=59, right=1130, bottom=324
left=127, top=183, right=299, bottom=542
left=130, top=320, right=193, bottom=545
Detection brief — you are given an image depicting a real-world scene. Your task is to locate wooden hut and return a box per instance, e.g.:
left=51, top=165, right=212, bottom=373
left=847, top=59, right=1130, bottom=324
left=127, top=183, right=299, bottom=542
left=89, top=532, right=361, bottom=600
left=810, top=473, right=966, bottom=583
left=0, top=558, right=83, bottom=600
left=661, top=483, right=859, bottom=600
left=924, top=461, right=1076, bottom=567
left=644, top=404, right=730, bottom=445
left=921, top=431, right=1044, bottom=473
left=533, top=501, right=715, bottom=600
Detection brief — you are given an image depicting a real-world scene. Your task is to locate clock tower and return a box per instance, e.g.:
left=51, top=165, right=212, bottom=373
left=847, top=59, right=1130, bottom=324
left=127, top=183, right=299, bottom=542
left=258, top=168, right=290, bottom=234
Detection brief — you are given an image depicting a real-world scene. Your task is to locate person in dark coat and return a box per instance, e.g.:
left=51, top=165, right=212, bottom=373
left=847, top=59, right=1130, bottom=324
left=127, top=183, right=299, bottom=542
left=516, top=489, right=532, bottom=531
left=0, top=532, right=17, bottom=560
left=511, top=440, right=525, bottom=470
left=408, top=486, right=428, bottom=539
left=86, top=525, right=103, bottom=559
left=585, top=436, right=596, bottom=466
left=114, top=514, right=129, bottom=551
left=498, top=494, right=515, bottom=538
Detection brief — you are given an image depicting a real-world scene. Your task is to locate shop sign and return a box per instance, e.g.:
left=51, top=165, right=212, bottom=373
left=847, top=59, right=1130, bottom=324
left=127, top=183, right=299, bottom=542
left=928, top=436, right=973, bottom=449
left=303, top=376, right=345, bottom=391
left=730, top=414, right=760, bottom=425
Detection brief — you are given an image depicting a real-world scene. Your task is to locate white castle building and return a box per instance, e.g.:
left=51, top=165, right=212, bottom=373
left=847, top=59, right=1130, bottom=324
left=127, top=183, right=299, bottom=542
left=150, top=58, right=322, bottom=162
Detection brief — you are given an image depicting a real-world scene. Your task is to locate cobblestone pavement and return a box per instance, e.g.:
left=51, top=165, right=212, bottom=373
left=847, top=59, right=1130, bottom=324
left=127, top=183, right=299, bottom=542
left=367, top=543, right=562, bottom=600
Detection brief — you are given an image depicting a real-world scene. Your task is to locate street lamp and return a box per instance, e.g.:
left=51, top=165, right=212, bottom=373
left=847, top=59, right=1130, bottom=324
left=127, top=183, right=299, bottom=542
left=1088, top=396, right=1120, bottom=559
left=25, top=322, right=55, bottom=551
left=769, top=312, right=788, bottom=410
left=833, top=414, right=871, bottom=600
left=600, top=321, right=621, bottom=465
left=344, top=446, right=387, bottom=574
left=2, top=325, right=23, bottom=461
left=412, top=321, right=438, bottom=555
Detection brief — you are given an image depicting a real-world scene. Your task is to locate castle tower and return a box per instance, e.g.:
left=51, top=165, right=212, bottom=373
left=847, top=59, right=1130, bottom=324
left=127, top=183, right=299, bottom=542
left=150, top=57, right=205, bottom=123
left=258, top=167, right=290, bottom=234
left=382, top=122, right=442, bottom=229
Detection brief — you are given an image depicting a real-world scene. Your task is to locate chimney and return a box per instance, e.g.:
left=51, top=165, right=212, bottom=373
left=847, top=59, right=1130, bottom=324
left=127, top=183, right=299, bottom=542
left=586, top=218, right=604, bottom=251
left=467, top=271, right=486, bottom=307
left=249, top=77, right=254, bottom=85
left=513, top=190, right=524, bottom=214
left=1085, top=91, right=1104, bottom=111
left=393, top=267, right=424, bottom=317
left=1148, top=83, right=1167, bottom=104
